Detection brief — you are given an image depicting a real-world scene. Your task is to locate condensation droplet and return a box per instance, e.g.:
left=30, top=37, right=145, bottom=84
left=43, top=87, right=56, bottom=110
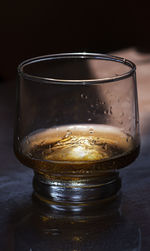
left=28, top=152, right=32, bottom=157
left=72, top=235, right=82, bottom=241
left=81, top=94, right=88, bottom=99
left=103, top=143, right=108, bottom=150
left=120, top=112, right=124, bottom=116
left=110, top=106, right=113, bottom=115
left=67, top=130, right=72, bottom=135
left=64, top=130, right=72, bottom=138
left=104, top=110, right=108, bottom=115
left=126, top=135, right=132, bottom=142
left=48, top=144, right=52, bottom=149
left=90, top=104, right=94, bottom=108
left=89, top=128, right=94, bottom=134
left=88, top=118, right=92, bottom=121
left=25, top=136, right=29, bottom=144
left=47, top=228, right=61, bottom=236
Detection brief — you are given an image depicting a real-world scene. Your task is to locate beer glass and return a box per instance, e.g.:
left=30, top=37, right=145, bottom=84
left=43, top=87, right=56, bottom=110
left=14, top=53, right=140, bottom=209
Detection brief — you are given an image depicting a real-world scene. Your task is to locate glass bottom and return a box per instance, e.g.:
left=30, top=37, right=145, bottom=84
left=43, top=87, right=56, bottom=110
left=33, top=172, right=121, bottom=212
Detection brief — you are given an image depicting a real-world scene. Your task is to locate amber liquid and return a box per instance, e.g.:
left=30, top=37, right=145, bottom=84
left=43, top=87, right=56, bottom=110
left=15, top=124, right=139, bottom=179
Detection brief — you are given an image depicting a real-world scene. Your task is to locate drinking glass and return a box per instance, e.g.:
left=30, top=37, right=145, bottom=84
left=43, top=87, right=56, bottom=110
left=14, top=53, right=140, bottom=210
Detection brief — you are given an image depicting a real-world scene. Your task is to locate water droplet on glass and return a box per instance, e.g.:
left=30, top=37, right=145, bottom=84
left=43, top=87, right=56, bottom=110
left=126, top=135, right=132, bottom=142
left=110, top=106, right=112, bottom=115
left=66, top=130, right=72, bottom=137
left=103, top=143, right=108, bottom=150
left=72, top=235, right=82, bottom=241
left=88, top=118, right=92, bottom=121
left=28, top=152, right=32, bottom=157
left=90, top=104, right=94, bottom=108
left=89, top=128, right=94, bottom=134
left=81, top=94, right=88, bottom=99
left=120, top=112, right=124, bottom=116
left=25, top=136, right=29, bottom=144
left=63, top=130, right=72, bottom=139
left=47, top=228, right=61, bottom=236
left=104, top=110, right=108, bottom=115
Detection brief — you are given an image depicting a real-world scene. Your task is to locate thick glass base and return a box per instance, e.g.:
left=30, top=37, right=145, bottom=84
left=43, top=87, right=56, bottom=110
left=33, top=172, right=121, bottom=212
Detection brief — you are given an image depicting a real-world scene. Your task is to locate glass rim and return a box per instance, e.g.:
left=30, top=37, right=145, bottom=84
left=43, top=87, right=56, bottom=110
left=18, top=52, right=136, bottom=85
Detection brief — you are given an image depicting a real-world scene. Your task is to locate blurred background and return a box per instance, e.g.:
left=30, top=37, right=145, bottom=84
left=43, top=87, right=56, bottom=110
left=0, top=0, right=150, bottom=80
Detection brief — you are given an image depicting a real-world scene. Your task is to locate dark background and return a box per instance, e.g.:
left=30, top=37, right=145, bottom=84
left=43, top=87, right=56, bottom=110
left=1, top=3, right=150, bottom=250
left=0, top=0, right=150, bottom=80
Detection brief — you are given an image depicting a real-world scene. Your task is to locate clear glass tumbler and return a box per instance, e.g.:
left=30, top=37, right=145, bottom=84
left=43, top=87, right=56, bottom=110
left=14, top=53, right=140, bottom=209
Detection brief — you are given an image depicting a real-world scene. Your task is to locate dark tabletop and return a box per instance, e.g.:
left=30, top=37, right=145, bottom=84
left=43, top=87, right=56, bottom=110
left=0, top=49, right=150, bottom=251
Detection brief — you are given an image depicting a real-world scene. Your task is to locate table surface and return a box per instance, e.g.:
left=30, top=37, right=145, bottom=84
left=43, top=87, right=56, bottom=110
left=0, top=48, right=150, bottom=251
